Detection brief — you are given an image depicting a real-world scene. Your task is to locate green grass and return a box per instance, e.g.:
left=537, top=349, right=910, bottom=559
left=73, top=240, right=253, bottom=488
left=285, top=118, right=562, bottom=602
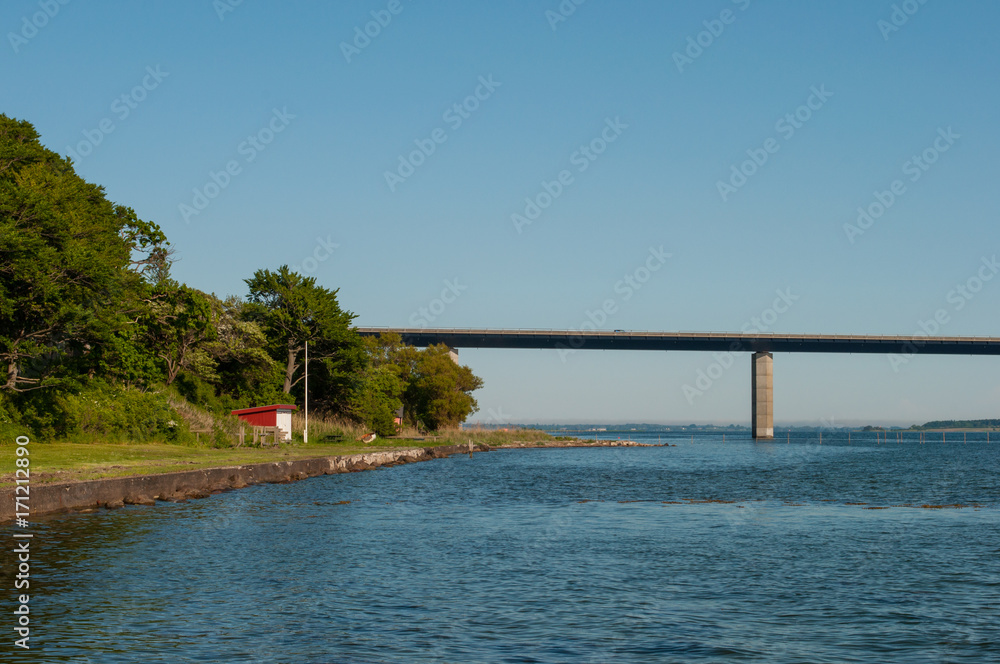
left=0, top=428, right=556, bottom=487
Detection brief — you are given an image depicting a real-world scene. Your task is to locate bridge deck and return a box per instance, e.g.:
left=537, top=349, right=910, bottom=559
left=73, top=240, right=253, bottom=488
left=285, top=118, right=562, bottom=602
left=355, top=328, right=1000, bottom=355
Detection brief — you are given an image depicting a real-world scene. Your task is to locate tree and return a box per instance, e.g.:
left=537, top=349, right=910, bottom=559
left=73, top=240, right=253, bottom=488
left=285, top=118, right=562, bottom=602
left=349, top=332, right=414, bottom=436
left=205, top=296, right=283, bottom=406
left=244, top=266, right=363, bottom=412
left=144, top=284, right=217, bottom=385
left=350, top=365, right=405, bottom=437
left=362, top=331, right=418, bottom=381
left=0, top=115, right=167, bottom=392
left=405, top=344, right=483, bottom=430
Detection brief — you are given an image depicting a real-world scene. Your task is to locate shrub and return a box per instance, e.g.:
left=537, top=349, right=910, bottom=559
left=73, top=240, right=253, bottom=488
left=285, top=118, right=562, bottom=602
left=56, top=379, right=182, bottom=443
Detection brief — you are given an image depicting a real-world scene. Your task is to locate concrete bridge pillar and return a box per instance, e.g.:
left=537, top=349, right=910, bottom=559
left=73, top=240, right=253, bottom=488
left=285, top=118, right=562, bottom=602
left=752, top=352, right=773, bottom=440
left=447, top=346, right=459, bottom=364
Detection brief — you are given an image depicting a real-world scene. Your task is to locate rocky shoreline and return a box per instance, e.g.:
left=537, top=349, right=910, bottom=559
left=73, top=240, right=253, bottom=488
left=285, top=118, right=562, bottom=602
left=496, top=439, right=658, bottom=448
left=0, top=439, right=663, bottom=522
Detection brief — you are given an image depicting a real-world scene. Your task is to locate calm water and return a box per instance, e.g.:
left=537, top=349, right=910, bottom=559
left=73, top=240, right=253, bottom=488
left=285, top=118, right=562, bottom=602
left=5, top=432, right=999, bottom=663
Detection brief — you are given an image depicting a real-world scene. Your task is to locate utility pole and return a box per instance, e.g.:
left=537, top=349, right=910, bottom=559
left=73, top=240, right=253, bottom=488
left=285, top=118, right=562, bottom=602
left=304, top=341, right=309, bottom=443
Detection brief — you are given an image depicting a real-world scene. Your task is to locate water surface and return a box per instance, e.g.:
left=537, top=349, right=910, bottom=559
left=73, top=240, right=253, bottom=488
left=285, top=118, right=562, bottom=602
left=4, top=432, right=998, bottom=662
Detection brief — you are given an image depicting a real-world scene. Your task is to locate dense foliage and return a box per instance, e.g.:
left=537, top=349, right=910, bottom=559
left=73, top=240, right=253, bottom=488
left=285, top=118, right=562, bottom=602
left=911, top=419, right=1000, bottom=430
left=357, top=332, right=483, bottom=434
left=0, top=115, right=482, bottom=443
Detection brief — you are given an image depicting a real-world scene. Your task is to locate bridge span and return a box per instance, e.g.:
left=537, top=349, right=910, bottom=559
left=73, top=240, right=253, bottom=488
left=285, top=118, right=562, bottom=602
left=355, top=328, right=1000, bottom=440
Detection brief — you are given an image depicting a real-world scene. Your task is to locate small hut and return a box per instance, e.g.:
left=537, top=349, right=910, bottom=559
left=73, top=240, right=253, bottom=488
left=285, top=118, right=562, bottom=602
left=231, top=404, right=298, bottom=442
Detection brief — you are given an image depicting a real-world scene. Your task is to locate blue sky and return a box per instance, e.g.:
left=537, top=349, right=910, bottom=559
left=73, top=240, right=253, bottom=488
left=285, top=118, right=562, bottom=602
left=4, top=1, right=999, bottom=426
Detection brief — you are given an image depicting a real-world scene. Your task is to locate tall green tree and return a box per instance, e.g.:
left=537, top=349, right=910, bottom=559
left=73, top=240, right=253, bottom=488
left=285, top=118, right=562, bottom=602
left=362, top=331, right=418, bottom=381
left=0, top=115, right=167, bottom=392
left=244, top=266, right=363, bottom=412
left=144, top=284, right=217, bottom=385
left=405, top=344, right=483, bottom=430
left=205, top=296, right=283, bottom=406
left=350, top=332, right=414, bottom=436
left=350, top=365, right=405, bottom=437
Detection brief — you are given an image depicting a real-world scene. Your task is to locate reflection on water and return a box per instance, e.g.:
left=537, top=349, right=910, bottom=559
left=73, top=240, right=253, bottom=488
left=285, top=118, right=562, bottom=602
left=4, top=433, right=999, bottom=663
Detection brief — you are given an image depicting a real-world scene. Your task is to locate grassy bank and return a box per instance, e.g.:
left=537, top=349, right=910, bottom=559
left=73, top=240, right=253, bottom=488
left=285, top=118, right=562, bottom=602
left=0, top=428, right=557, bottom=487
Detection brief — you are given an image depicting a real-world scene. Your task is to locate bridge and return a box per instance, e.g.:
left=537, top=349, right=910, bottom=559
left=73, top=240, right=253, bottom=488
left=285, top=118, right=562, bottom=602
left=355, top=328, right=1000, bottom=440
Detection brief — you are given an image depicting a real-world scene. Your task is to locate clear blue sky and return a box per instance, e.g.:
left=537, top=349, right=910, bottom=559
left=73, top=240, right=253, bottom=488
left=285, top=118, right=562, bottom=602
left=4, top=1, right=999, bottom=426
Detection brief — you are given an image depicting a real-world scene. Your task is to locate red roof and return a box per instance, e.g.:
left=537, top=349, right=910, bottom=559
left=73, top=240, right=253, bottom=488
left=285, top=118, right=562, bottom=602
left=231, top=404, right=298, bottom=416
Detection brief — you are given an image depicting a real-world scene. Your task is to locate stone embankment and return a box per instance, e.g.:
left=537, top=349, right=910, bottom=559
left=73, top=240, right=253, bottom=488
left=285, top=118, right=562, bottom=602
left=1, top=438, right=666, bottom=521
left=0, top=444, right=484, bottom=522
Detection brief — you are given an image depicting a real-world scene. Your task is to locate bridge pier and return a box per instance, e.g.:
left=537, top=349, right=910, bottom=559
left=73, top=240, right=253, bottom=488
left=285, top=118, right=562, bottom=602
left=447, top=346, right=459, bottom=364
left=752, top=352, right=773, bottom=440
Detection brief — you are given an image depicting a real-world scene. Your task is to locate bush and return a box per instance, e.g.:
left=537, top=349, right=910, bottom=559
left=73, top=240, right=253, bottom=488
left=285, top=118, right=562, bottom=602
left=0, top=393, right=27, bottom=441
left=56, top=379, right=183, bottom=443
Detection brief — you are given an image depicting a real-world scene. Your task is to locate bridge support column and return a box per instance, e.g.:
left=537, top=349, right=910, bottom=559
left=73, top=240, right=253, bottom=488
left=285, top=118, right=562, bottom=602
left=751, top=352, right=773, bottom=440
left=447, top=347, right=459, bottom=364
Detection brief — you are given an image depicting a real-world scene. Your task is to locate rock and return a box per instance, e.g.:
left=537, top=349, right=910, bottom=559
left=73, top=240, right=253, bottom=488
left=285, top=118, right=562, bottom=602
left=104, top=498, right=125, bottom=509
left=123, top=495, right=155, bottom=506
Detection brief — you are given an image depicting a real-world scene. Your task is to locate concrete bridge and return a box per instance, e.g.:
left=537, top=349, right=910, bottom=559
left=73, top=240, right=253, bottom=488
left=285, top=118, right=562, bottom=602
left=355, top=328, right=1000, bottom=440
